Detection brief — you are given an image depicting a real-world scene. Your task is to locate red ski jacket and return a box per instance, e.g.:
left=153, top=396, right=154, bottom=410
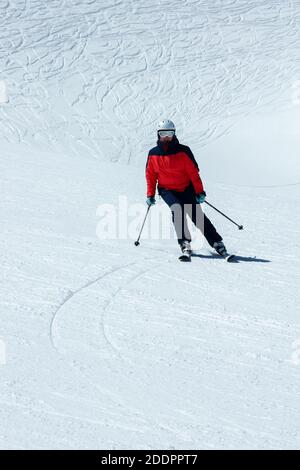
left=146, top=137, right=204, bottom=197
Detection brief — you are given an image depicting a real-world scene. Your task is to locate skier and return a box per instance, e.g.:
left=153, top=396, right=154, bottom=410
left=145, top=119, right=228, bottom=260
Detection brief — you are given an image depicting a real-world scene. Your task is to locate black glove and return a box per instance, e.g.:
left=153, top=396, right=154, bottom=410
left=195, top=191, right=206, bottom=204
left=146, top=196, right=156, bottom=206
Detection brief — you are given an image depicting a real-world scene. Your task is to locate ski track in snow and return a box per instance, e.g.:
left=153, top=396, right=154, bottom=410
left=1, top=0, right=300, bottom=163
left=50, top=261, right=136, bottom=354
left=49, top=251, right=182, bottom=447
left=50, top=258, right=167, bottom=366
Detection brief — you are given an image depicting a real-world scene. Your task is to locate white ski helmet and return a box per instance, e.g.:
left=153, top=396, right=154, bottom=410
left=157, top=119, right=176, bottom=133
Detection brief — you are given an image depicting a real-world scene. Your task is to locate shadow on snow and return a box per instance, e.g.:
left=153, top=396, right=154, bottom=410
left=191, top=253, right=271, bottom=263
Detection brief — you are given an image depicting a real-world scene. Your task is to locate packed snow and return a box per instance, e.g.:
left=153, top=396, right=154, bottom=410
left=0, top=0, right=299, bottom=449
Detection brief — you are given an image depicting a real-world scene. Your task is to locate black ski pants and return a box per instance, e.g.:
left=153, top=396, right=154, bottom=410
left=159, top=184, right=223, bottom=247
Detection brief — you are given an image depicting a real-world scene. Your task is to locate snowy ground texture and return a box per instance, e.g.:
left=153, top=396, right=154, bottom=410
left=1, top=0, right=300, bottom=450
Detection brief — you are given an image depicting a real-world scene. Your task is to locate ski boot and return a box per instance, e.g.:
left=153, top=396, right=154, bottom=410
left=179, top=241, right=192, bottom=262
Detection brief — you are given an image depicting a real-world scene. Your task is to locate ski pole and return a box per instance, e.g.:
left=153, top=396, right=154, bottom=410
left=204, top=200, right=243, bottom=230
left=134, top=205, right=151, bottom=246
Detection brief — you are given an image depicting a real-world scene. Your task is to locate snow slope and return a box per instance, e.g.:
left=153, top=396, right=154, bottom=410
left=1, top=0, right=300, bottom=449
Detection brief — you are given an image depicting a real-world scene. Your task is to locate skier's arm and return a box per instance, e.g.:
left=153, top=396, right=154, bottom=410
left=145, top=155, right=157, bottom=197
left=184, top=154, right=204, bottom=194
left=184, top=146, right=199, bottom=170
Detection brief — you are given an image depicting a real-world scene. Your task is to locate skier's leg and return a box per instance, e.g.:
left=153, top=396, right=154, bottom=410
left=193, top=207, right=228, bottom=255
left=202, top=212, right=223, bottom=247
left=159, top=188, right=192, bottom=245
left=183, top=185, right=223, bottom=248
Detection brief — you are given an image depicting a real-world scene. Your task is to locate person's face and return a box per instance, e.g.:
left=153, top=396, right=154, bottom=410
left=158, top=130, right=175, bottom=142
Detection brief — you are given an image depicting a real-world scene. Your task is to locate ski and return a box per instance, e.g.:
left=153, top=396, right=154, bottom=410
left=210, top=251, right=236, bottom=262
left=179, top=253, right=191, bottom=262
left=179, top=251, right=236, bottom=262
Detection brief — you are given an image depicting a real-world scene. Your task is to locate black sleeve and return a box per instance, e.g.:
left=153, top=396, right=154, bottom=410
left=145, top=152, right=151, bottom=170
left=184, top=146, right=199, bottom=170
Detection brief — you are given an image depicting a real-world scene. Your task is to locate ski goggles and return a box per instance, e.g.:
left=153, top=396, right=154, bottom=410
left=158, top=130, right=175, bottom=138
